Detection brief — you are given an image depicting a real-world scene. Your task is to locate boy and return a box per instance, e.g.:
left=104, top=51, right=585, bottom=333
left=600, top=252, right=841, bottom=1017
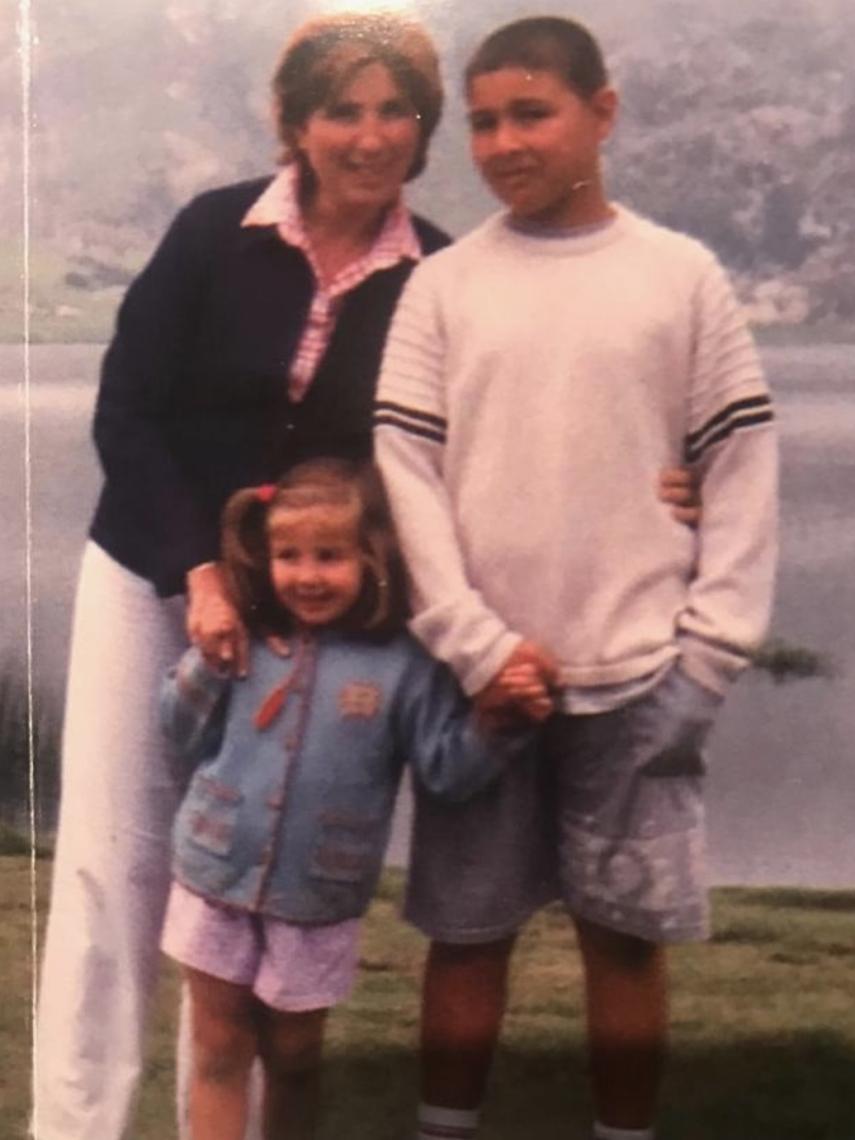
left=375, top=16, right=776, bottom=1140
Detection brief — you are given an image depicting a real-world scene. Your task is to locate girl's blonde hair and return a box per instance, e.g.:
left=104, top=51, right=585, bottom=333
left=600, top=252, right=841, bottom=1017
left=221, top=458, right=408, bottom=639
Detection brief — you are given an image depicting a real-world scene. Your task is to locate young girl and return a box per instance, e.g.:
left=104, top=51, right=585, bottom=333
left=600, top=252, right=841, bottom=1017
left=159, top=457, right=532, bottom=1140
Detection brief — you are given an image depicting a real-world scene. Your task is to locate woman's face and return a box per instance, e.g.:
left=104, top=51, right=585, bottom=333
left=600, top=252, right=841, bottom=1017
left=296, top=61, right=421, bottom=217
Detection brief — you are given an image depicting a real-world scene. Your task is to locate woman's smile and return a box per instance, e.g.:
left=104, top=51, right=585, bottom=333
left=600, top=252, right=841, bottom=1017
left=297, top=61, right=421, bottom=217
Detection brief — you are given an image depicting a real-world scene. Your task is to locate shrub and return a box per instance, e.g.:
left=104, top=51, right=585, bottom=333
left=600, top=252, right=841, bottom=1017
left=751, top=637, right=835, bottom=683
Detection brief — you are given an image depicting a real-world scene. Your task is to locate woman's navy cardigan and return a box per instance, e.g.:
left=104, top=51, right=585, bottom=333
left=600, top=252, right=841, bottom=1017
left=89, top=176, right=449, bottom=597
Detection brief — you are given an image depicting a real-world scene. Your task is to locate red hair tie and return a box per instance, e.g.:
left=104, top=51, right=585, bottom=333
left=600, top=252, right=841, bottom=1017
left=256, top=484, right=276, bottom=504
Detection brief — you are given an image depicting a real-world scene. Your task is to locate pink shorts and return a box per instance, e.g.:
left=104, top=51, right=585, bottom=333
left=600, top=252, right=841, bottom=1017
left=160, top=881, right=361, bottom=1012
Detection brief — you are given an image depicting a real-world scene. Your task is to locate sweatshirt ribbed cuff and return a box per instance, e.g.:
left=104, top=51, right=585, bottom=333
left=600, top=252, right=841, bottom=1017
left=459, top=630, right=525, bottom=697
left=677, top=633, right=747, bottom=696
left=409, top=602, right=522, bottom=696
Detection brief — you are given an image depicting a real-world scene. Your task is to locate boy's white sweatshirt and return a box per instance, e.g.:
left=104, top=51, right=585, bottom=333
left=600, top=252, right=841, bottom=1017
left=374, top=208, right=777, bottom=698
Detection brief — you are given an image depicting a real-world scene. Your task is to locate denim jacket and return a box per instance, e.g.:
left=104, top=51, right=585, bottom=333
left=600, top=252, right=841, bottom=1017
left=162, top=632, right=513, bottom=924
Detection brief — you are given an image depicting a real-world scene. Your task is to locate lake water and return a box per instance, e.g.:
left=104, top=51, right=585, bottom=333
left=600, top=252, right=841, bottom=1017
left=1, top=343, right=853, bottom=886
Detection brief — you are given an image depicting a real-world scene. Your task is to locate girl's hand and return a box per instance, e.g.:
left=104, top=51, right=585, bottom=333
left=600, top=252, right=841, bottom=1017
left=186, top=562, right=249, bottom=678
left=659, top=466, right=701, bottom=526
left=476, top=641, right=558, bottom=727
left=495, top=662, right=554, bottom=722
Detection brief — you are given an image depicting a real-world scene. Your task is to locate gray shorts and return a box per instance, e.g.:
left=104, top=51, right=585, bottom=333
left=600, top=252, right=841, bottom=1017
left=404, top=741, right=557, bottom=944
left=545, top=665, right=721, bottom=943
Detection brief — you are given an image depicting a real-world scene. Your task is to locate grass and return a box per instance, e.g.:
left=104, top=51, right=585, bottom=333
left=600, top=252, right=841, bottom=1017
left=0, top=240, right=136, bottom=344
left=4, top=862, right=854, bottom=1139
left=0, top=660, right=61, bottom=837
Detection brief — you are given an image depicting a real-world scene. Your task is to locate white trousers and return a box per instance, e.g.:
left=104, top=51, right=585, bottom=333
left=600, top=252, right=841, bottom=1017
left=33, top=542, right=262, bottom=1140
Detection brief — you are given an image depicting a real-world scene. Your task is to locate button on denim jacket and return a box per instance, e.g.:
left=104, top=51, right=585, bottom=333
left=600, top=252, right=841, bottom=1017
left=161, top=633, right=512, bottom=924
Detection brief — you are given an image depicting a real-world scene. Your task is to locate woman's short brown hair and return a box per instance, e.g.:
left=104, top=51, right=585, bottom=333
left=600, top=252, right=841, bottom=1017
left=272, top=11, right=443, bottom=182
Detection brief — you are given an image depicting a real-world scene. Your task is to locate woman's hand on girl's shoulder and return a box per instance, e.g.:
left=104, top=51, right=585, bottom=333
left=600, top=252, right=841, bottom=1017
left=186, top=562, right=249, bottom=678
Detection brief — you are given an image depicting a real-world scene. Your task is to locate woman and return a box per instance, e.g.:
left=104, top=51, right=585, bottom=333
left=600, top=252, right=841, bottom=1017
left=34, top=15, right=446, bottom=1140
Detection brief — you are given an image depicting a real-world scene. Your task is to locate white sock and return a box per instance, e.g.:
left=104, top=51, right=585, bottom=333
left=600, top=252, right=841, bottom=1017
left=593, top=1124, right=655, bottom=1140
left=416, top=1102, right=481, bottom=1139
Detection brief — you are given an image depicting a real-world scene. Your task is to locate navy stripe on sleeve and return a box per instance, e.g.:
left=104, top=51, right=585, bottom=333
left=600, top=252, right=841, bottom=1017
left=684, top=394, right=774, bottom=463
left=373, top=400, right=447, bottom=445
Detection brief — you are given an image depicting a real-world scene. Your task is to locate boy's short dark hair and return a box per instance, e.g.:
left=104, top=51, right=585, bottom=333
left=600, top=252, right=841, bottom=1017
left=464, top=16, right=608, bottom=100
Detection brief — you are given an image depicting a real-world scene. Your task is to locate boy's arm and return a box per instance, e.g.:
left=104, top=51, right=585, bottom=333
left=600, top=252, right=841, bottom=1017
left=374, top=266, right=522, bottom=696
left=160, top=646, right=231, bottom=765
left=678, top=256, right=778, bottom=695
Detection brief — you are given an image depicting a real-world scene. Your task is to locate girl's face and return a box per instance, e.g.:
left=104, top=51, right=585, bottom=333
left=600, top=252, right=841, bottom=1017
left=268, top=504, right=364, bottom=628
left=467, top=66, right=616, bottom=226
left=296, top=61, right=421, bottom=218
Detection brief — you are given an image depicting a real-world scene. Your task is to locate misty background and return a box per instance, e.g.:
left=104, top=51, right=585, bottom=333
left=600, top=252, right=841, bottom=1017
left=3, top=0, right=855, bottom=339
left=1, top=0, right=854, bottom=885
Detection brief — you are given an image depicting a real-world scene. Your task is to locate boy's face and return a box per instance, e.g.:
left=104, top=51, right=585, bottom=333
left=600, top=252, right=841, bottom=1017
left=467, top=66, right=616, bottom=226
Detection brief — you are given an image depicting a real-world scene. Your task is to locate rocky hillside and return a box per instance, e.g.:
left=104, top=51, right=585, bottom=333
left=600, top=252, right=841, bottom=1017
left=3, top=0, right=854, bottom=339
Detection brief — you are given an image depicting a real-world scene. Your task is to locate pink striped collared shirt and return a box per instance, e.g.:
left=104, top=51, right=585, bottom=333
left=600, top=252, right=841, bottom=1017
left=241, top=165, right=422, bottom=403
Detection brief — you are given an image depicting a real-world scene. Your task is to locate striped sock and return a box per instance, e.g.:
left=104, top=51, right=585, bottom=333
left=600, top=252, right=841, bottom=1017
left=593, top=1124, right=655, bottom=1140
left=416, top=1103, right=480, bottom=1139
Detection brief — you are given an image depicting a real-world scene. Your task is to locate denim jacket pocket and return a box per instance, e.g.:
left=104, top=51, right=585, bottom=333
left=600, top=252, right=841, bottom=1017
left=638, top=666, right=722, bottom=778
left=174, top=776, right=244, bottom=892
left=308, top=809, right=382, bottom=886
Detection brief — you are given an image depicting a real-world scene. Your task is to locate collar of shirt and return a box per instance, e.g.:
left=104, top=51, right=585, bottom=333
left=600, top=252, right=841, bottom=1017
left=241, top=164, right=422, bottom=297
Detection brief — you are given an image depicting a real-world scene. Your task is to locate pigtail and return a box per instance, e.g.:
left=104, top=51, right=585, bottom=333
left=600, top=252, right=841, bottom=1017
left=220, top=487, right=290, bottom=637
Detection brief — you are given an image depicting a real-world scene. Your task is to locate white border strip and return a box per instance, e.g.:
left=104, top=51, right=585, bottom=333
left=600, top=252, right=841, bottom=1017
left=19, top=0, right=38, bottom=1133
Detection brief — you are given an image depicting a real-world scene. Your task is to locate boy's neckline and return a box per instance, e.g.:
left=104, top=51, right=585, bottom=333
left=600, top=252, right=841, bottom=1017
left=505, top=205, right=618, bottom=240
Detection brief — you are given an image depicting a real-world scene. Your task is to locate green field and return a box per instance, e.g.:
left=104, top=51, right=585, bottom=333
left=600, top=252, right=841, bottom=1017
left=4, top=859, right=854, bottom=1139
